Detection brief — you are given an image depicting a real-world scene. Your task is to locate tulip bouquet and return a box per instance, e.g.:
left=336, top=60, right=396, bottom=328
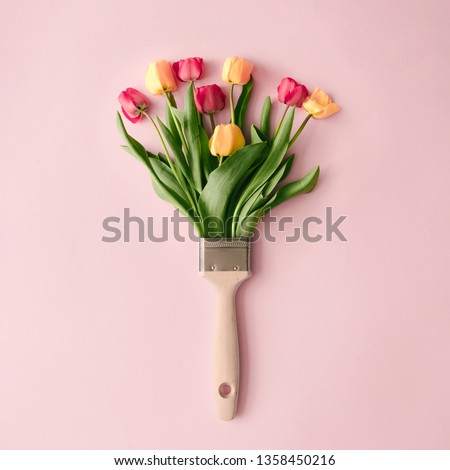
left=117, top=56, right=339, bottom=237
left=117, top=56, right=339, bottom=420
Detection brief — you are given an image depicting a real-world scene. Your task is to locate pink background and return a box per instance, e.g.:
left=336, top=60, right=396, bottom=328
left=1, top=0, right=450, bottom=450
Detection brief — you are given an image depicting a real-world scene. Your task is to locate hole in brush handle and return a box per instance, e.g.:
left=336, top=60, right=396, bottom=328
left=219, top=383, right=233, bottom=398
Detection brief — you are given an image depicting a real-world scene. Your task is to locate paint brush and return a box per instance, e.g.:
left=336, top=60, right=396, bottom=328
left=200, top=238, right=251, bottom=420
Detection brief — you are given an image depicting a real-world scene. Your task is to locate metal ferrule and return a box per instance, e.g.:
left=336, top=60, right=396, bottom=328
left=199, top=238, right=251, bottom=272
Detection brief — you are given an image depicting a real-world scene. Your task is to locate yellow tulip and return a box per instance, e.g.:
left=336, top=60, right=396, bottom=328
left=209, top=124, right=245, bottom=158
left=222, top=57, right=253, bottom=85
left=145, top=60, right=178, bottom=95
left=302, top=88, right=340, bottom=119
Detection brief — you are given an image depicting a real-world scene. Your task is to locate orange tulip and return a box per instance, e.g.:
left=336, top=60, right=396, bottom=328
left=209, top=124, right=245, bottom=158
left=145, top=60, right=178, bottom=95
left=302, top=88, right=340, bottom=119
left=222, top=57, right=253, bottom=85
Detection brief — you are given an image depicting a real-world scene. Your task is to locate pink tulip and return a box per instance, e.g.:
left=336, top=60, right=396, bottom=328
left=277, top=77, right=308, bottom=107
left=194, top=84, right=226, bottom=114
left=118, top=88, right=151, bottom=123
left=172, top=57, right=203, bottom=82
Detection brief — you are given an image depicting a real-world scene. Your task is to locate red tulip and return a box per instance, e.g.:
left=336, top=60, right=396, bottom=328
left=172, top=57, right=203, bottom=82
left=277, top=77, right=308, bottom=107
left=194, top=84, right=226, bottom=114
left=118, top=88, right=151, bottom=123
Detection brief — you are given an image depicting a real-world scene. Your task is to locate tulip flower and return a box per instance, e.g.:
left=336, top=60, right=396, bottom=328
left=173, top=57, right=203, bottom=82
left=222, top=57, right=253, bottom=85
left=118, top=88, right=151, bottom=123
left=145, top=60, right=178, bottom=95
left=195, top=85, right=226, bottom=114
left=302, top=88, right=340, bottom=119
left=209, top=124, right=245, bottom=162
left=277, top=77, right=308, bottom=108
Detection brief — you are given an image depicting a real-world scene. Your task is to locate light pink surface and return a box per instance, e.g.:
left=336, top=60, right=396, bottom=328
left=1, top=0, right=450, bottom=450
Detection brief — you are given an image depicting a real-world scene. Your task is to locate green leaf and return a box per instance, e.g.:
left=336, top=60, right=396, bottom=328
left=235, top=165, right=318, bottom=236
left=117, top=112, right=196, bottom=222
left=117, top=112, right=149, bottom=164
left=121, top=145, right=164, bottom=164
left=235, top=214, right=261, bottom=237
left=157, top=152, right=170, bottom=166
left=262, top=154, right=295, bottom=197
left=235, top=185, right=265, bottom=232
left=248, top=106, right=295, bottom=192
left=262, top=165, right=320, bottom=212
left=226, top=151, right=266, bottom=224
left=234, top=155, right=296, bottom=234
left=165, top=104, right=181, bottom=146
left=199, top=126, right=216, bottom=180
left=250, top=125, right=267, bottom=144
left=260, top=96, right=271, bottom=138
left=234, top=76, right=253, bottom=129
left=167, top=92, right=177, bottom=108
left=148, top=158, right=190, bottom=212
left=170, top=106, right=184, bottom=127
left=198, top=142, right=266, bottom=236
left=184, top=82, right=204, bottom=193
left=156, top=117, right=192, bottom=184
left=149, top=165, right=196, bottom=224
left=233, top=107, right=295, bottom=219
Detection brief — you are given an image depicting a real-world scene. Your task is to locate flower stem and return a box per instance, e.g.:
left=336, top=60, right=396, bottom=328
left=229, top=84, right=235, bottom=124
left=273, top=104, right=289, bottom=140
left=218, top=155, right=223, bottom=166
left=209, top=113, right=216, bottom=132
left=163, top=92, right=189, bottom=159
left=144, top=112, right=172, bottom=167
left=144, top=112, right=202, bottom=234
left=288, top=113, right=313, bottom=148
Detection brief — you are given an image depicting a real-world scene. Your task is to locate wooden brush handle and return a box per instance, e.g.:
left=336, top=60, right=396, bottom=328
left=201, top=270, right=250, bottom=420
